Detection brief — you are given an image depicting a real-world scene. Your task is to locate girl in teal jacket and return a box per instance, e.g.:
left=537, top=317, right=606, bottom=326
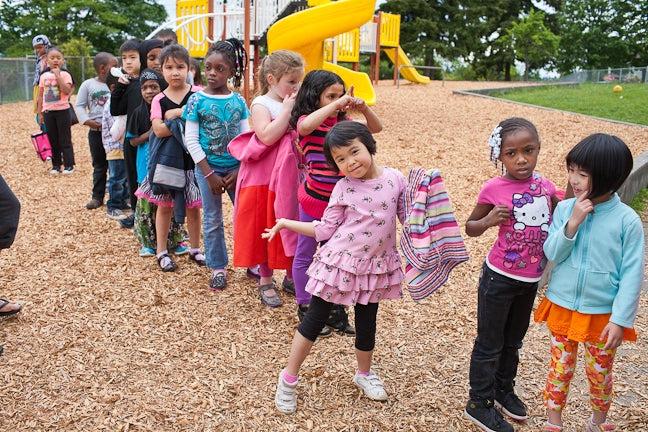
left=535, top=133, right=644, bottom=432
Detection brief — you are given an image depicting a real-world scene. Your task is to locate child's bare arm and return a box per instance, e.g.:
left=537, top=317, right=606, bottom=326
left=130, top=130, right=150, bottom=146
left=152, top=118, right=172, bottom=138
left=250, top=96, right=294, bottom=146
left=262, top=218, right=316, bottom=241
left=297, top=95, right=352, bottom=136
left=465, top=203, right=509, bottom=237
left=36, top=87, right=44, bottom=124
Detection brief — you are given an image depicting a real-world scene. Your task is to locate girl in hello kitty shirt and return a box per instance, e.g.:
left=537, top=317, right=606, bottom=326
left=463, top=117, right=560, bottom=432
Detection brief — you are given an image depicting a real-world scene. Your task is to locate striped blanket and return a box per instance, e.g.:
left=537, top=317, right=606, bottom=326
left=400, top=168, right=469, bottom=301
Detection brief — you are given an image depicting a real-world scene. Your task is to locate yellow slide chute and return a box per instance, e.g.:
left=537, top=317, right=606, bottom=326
left=384, top=46, right=430, bottom=84
left=267, top=0, right=377, bottom=105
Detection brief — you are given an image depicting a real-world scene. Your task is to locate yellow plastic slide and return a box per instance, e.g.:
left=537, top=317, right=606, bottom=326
left=266, top=0, right=377, bottom=105
left=384, top=46, right=431, bottom=84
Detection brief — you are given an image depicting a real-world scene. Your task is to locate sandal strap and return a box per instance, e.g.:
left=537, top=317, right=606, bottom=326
left=157, top=253, right=175, bottom=270
left=259, top=283, right=277, bottom=292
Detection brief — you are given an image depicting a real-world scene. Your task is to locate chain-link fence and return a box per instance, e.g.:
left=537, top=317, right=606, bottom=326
left=0, top=56, right=95, bottom=104
left=559, top=66, right=648, bottom=84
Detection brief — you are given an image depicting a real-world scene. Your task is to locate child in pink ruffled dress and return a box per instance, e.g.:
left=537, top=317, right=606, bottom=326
left=262, top=120, right=407, bottom=414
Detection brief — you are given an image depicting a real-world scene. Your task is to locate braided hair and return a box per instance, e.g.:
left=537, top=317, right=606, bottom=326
left=207, top=38, right=248, bottom=88
left=488, top=117, right=539, bottom=172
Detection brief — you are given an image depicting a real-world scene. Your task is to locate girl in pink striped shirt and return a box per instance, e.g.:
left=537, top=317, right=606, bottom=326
left=288, top=70, right=382, bottom=335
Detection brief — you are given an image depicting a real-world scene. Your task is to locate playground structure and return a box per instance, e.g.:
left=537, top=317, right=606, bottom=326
left=149, top=0, right=430, bottom=103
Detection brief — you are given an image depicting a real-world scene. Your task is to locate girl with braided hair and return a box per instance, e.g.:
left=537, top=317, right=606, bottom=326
left=463, top=118, right=560, bottom=432
left=183, top=39, right=251, bottom=289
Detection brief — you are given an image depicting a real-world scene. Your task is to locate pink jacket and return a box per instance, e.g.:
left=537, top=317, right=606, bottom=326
left=228, top=130, right=300, bottom=256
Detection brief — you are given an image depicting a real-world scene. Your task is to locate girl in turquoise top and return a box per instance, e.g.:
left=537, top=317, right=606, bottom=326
left=536, top=133, right=644, bottom=432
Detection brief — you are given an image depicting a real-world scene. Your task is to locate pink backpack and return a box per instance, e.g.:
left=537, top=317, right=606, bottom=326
left=31, top=131, right=52, bottom=161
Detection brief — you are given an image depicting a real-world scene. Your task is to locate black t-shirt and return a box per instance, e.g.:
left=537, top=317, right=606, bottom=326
left=157, top=87, right=196, bottom=169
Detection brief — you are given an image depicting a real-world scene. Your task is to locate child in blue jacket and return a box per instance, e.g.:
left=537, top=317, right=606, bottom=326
left=535, top=133, right=644, bottom=432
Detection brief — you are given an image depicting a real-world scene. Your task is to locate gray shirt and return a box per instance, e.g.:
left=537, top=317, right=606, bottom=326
left=74, top=78, right=110, bottom=126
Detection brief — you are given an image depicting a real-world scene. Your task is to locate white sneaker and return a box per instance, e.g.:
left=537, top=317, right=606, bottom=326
left=275, top=371, right=298, bottom=414
left=353, top=371, right=388, bottom=401
left=49, top=168, right=60, bottom=175
left=62, top=167, right=74, bottom=175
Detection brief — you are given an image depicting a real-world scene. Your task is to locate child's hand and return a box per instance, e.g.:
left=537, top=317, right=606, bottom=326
left=84, top=120, right=102, bottom=130
left=51, top=67, right=61, bottom=76
left=164, top=108, right=183, bottom=121
left=261, top=219, right=285, bottom=241
left=566, top=193, right=593, bottom=237
left=600, top=321, right=624, bottom=350
left=118, top=75, right=131, bottom=85
left=335, top=94, right=354, bottom=111
left=37, top=113, right=44, bottom=125
left=349, top=97, right=367, bottom=112
left=282, top=92, right=297, bottom=111
left=223, top=169, right=238, bottom=191
left=206, top=173, right=226, bottom=195
left=485, top=205, right=509, bottom=227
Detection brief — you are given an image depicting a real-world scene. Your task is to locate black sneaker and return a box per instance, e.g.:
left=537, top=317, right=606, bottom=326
left=326, top=305, right=356, bottom=336
left=297, top=305, right=332, bottom=337
left=209, top=271, right=227, bottom=290
left=495, top=389, right=528, bottom=421
left=282, top=276, right=295, bottom=295
left=464, top=399, right=514, bottom=432
left=119, top=214, right=135, bottom=229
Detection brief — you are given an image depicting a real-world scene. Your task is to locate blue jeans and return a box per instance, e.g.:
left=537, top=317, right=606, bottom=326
left=107, top=159, right=128, bottom=211
left=195, top=164, right=236, bottom=269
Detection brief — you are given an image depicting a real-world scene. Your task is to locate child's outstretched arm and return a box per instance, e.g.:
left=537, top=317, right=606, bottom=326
left=250, top=92, right=296, bottom=146
left=297, top=94, right=354, bottom=136
left=263, top=218, right=316, bottom=241
left=465, top=203, right=509, bottom=237
left=346, top=87, right=382, bottom=133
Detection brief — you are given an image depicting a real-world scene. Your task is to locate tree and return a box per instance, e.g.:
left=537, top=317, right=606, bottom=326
left=379, top=0, right=562, bottom=80
left=0, top=0, right=167, bottom=56
left=557, top=0, right=648, bottom=72
left=60, top=37, right=94, bottom=57
left=501, top=10, right=560, bottom=80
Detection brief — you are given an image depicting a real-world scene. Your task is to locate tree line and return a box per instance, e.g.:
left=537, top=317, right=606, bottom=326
left=1, top=0, right=646, bottom=80
left=380, top=0, right=648, bottom=79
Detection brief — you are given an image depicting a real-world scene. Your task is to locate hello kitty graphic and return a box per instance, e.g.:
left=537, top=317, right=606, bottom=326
left=511, top=192, right=550, bottom=232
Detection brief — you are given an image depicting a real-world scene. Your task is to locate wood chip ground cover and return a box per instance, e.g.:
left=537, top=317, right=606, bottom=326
left=0, top=81, right=646, bottom=431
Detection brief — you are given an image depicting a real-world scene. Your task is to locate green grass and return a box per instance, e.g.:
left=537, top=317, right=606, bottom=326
left=630, top=188, right=648, bottom=214
left=491, top=83, right=648, bottom=126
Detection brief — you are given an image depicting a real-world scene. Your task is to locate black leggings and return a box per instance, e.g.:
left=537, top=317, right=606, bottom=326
left=43, top=109, right=74, bottom=169
left=298, top=296, right=379, bottom=351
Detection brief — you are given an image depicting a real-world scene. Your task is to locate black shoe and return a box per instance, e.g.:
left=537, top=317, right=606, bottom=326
left=85, top=198, right=102, bottom=210
left=282, top=276, right=295, bottom=295
left=246, top=266, right=260, bottom=280
left=495, top=389, right=528, bottom=421
left=326, top=305, right=355, bottom=335
left=119, top=214, right=135, bottom=229
left=297, top=305, right=332, bottom=337
left=209, top=271, right=227, bottom=290
left=464, top=399, right=514, bottom=432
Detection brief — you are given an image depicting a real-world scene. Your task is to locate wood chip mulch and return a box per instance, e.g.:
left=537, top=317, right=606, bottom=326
left=0, top=81, right=646, bottom=431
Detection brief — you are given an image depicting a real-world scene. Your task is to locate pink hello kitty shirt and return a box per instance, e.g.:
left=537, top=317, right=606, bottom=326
left=477, top=172, right=557, bottom=282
